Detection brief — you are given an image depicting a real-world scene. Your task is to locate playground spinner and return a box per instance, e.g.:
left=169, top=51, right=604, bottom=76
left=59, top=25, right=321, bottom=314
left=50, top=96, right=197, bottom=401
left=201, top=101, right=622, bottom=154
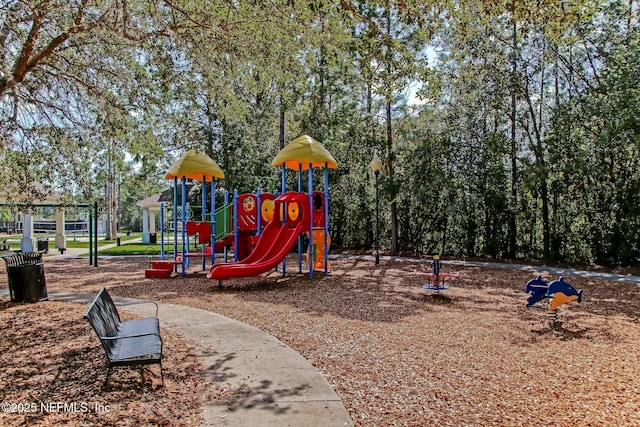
left=414, top=255, right=459, bottom=291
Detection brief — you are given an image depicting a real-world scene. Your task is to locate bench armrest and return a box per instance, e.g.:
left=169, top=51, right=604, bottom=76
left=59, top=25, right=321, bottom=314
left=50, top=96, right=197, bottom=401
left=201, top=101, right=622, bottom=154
left=118, top=300, right=159, bottom=317
left=140, top=301, right=159, bottom=317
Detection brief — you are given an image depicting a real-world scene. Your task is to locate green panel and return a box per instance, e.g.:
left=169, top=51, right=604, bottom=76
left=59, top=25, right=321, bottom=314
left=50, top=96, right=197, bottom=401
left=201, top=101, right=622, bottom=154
left=214, top=204, right=233, bottom=240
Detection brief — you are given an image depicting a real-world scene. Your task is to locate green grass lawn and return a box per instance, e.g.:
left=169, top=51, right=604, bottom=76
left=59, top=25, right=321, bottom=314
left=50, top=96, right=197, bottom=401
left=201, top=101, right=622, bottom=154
left=65, top=240, right=113, bottom=249
left=0, top=233, right=143, bottom=249
left=97, top=243, right=192, bottom=256
left=1, top=232, right=197, bottom=257
left=120, top=232, right=142, bottom=242
left=97, top=243, right=157, bottom=256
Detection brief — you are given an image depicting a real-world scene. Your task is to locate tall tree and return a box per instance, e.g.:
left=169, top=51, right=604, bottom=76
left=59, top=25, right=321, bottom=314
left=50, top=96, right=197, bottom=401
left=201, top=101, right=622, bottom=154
left=0, top=0, right=184, bottom=205
left=349, top=0, right=427, bottom=254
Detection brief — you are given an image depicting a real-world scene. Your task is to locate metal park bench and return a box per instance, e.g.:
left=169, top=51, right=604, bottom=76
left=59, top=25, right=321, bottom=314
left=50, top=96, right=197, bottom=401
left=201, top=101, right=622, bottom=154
left=84, top=288, right=163, bottom=387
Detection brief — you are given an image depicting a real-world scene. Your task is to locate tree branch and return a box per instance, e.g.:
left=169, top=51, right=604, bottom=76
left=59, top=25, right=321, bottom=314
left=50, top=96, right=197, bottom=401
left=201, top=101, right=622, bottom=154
left=2, top=0, right=95, bottom=97
left=162, top=0, right=226, bottom=35
left=11, top=1, right=41, bottom=85
left=339, top=0, right=393, bottom=45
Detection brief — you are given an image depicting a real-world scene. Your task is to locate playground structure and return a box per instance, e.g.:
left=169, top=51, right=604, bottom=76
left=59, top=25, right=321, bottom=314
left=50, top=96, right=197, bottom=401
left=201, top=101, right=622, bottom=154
left=177, top=190, right=276, bottom=260
left=207, top=134, right=337, bottom=282
left=144, top=149, right=224, bottom=278
left=226, top=190, right=276, bottom=261
left=145, top=135, right=337, bottom=282
left=525, top=276, right=583, bottom=311
left=208, top=191, right=309, bottom=280
left=144, top=188, right=280, bottom=278
left=413, top=255, right=459, bottom=290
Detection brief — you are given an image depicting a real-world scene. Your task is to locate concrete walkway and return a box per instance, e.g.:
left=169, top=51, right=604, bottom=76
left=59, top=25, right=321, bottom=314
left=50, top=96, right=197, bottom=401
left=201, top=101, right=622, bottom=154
left=334, top=254, right=640, bottom=286
left=48, top=247, right=640, bottom=286
left=0, top=290, right=353, bottom=426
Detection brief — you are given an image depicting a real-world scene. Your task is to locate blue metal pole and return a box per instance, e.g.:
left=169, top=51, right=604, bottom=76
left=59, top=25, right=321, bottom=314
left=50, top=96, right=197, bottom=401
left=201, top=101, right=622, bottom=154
left=281, top=165, right=286, bottom=193
left=173, top=177, right=178, bottom=271
left=298, top=165, right=302, bottom=273
left=257, top=188, right=262, bottom=237
left=201, top=178, right=206, bottom=221
left=308, top=164, right=313, bottom=278
left=181, top=177, right=187, bottom=277
left=324, top=164, right=329, bottom=274
left=201, top=175, right=206, bottom=270
left=211, top=180, right=216, bottom=265
left=224, top=190, right=229, bottom=263
left=185, top=202, right=191, bottom=268
left=281, top=165, right=286, bottom=276
left=233, top=189, right=239, bottom=262
left=160, top=202, right=165, bottom=260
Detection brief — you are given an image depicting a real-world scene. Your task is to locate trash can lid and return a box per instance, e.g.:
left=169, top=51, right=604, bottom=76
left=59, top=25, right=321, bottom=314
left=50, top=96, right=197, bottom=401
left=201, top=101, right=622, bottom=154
left=2, top=252, right=43, bottom=266
left=2, top=254, right=22, bottom=267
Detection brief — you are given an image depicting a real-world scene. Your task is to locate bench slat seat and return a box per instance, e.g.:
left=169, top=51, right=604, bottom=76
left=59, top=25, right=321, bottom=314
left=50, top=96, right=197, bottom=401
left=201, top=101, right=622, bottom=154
left=85, top=288, right=163, bottom=386
left=118, top=317, right=160, bottom=336
left=106, top=333, right=162, bottom=363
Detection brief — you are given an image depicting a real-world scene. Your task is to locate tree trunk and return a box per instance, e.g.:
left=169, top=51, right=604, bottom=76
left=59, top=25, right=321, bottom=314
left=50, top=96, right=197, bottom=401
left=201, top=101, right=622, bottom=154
left=105, top=142, right=113, bottom=241
left=385, top=5, right=399, bottom=255
left=539, top=38, right=550, bottom=261
left=105, top=181, right=112, bottom=240
left=279, top=92, right=285, bottom=150
left=441, top=215, right=448, bottom=255
left=386, top=99, right=399, bottom=255
left=111, top=171, right=118, bottom=239
left=524, top=37, right=550, bottom=260
left=508, top=18, right=518, bottom=259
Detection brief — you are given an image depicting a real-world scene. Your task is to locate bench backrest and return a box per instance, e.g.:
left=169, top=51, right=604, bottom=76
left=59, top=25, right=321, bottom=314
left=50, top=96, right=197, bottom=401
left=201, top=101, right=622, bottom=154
left=84, top=288, right=121, bottom=354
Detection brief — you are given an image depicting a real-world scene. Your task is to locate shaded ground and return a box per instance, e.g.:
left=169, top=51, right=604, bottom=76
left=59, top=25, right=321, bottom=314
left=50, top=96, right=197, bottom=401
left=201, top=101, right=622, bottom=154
left=2, top=256, right=640, bottom=426
left=0, top=300, right=213, bottom=426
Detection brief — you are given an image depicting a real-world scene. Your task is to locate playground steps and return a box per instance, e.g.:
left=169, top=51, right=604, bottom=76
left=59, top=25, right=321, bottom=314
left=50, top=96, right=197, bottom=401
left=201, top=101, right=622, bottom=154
left=145, top=268, right=172, bottom=278
left=144, top=260, right=180, bottom=279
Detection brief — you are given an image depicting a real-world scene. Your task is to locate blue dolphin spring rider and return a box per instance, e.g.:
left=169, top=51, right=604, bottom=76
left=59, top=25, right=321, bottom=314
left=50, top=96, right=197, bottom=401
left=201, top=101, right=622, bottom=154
left=525, top=276, right=583, bottom=311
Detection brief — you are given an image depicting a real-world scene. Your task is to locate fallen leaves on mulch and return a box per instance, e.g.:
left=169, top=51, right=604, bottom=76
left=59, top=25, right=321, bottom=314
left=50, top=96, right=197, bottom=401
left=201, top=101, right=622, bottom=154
left=0, top=300, right=213, bottom=427
left=3, top=256, right=640, bottom=426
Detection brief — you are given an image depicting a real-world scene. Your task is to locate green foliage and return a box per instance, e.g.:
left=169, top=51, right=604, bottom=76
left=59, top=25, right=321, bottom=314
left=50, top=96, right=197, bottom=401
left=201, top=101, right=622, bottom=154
left=2, top=0, right=639, bottom=266
left=97, top=243, right=177, bottom=256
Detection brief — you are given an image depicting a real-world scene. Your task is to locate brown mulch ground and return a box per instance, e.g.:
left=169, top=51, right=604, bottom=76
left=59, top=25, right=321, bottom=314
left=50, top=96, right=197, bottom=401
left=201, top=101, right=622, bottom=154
left=2, top=255, right=640, bottom=426
left=0, top=299, right=215, bottom=426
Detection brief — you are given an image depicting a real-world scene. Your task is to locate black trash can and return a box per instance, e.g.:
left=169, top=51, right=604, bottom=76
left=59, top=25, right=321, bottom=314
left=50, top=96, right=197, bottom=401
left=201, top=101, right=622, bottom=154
left=4, top=255, right=24, bottom=302
left=2, top=253, right=47, bottom=303
left=149, top=233, right=157, bottom=244
left=37, top=238, right=49, bottom=254
left=116, top=237, right=121, bottom=246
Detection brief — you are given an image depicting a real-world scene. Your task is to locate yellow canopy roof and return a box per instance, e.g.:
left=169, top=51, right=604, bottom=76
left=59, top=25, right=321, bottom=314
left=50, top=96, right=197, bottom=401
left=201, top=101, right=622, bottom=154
left=271, top=135, right=338, bottom=170
left=165, top=149, right=225, bottom=182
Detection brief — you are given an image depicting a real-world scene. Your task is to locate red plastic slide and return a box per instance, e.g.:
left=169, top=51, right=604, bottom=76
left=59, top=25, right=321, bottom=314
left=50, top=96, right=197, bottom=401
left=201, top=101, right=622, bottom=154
left=234, top=218, right=283, bottom=264
left=206, top=221, right=304, bottom=280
